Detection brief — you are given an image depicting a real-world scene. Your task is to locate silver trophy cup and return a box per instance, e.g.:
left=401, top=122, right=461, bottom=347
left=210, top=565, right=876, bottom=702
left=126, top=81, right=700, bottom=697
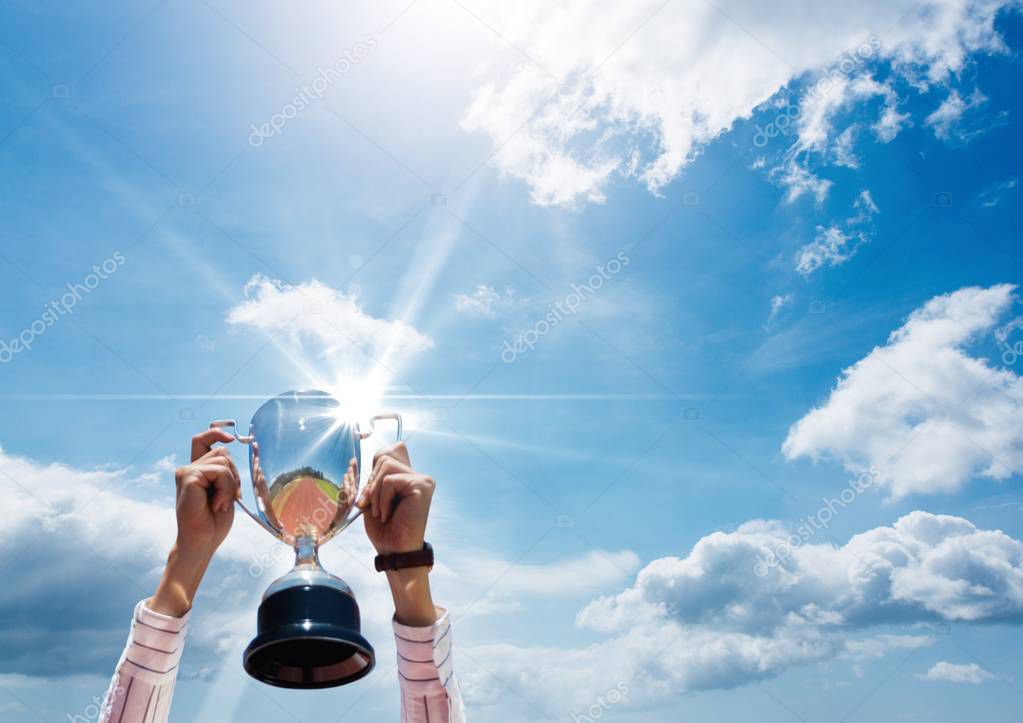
left=210, top=389, right=401, bottom=688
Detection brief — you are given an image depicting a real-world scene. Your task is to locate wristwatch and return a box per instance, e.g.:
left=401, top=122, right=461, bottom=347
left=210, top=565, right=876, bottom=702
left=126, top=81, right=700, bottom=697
left=374, top=542, right=434, bottom=572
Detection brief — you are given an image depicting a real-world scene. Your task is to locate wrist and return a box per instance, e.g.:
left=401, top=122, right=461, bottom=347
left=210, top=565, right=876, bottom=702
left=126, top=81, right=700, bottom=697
left=386, top=567, right=438, bottom=627
left=149, top=543, right=213, bottom=617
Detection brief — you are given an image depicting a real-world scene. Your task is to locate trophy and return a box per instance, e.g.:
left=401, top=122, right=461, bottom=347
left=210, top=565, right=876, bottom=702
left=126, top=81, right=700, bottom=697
left=210, top=389, right=401, bottom=688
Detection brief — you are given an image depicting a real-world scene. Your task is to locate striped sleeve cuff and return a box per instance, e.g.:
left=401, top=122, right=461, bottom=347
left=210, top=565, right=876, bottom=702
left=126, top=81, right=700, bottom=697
left=123, top=600, right=189, bottom=684
left=392, top=607, right=454, bottom=696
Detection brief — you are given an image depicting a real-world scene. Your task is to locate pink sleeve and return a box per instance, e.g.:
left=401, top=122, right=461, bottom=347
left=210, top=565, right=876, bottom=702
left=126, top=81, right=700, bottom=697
left=393, top=608, right=466, bottom=723
left=98, top=600, right=189, bottom=723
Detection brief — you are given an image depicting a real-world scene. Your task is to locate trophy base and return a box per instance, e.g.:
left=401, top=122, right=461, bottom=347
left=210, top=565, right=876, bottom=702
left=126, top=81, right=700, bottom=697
left=243, top=573, right=375, bottom=689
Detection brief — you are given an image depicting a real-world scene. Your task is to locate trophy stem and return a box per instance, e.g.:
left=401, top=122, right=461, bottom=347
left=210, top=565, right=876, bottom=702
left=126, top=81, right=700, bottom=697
left=294, top=534, right=323, bottom=571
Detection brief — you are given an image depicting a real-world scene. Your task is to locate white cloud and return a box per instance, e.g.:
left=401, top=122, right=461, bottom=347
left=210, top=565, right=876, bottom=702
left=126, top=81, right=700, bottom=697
left=772, top=160, right=833, bottom=205
left=137, top=454, right=177, bottom=485
left=460, top=0, right=1016, bottom=207
left=0, top=447, right=198, bottom=676
left=774, top=74, right=903, bottom=202
left=925, top=88, right=989, bottom=140
left=794, top=75, right=901, bottom=156
left=979, top=177, right=1019, bottom=207
left=0, top=443, right=393, bottom=677
left=580, top=511, right=1023, bottom=632
left=796, top=225, right=864, bottom=275
left=767, top=293, right=795, bottom=325
left=834, top=125, right=861, bottom=167
left=463, top=510, right=1022, bottom=714
left=783, top=284, right=1023, bottom=498
left=873, top=103, right=912, bottom=142
left=0, top=443, right=635, bottom=684
left=455, top=284, right=501, bottom=316
left=225, top=274, right=433, bottom=363
left=919, top=661, right=994, bottom=683
left=453, top=284, right=526, bottom=317
left=850, top=188, right=880, bottom=223
left=795, top=190, right=876, bottom=274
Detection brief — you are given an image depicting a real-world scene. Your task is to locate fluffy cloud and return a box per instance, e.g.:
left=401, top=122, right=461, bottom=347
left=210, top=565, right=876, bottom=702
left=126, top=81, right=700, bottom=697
left=0, top=446, right=187, bottom=676
left=226, top=274, right=433, bottom=364
left=919, top=661, right=994, bottom=683
left=581, top=511, right=1023, bottom=632
left=463, top=510, right=1023, bottom=713
left=0, top=444, right=634, bottom=683
left=783, top=284, right=1023, bottom=498
left=460, top=0, right=1016, bottom=207
left=0, top=443, right=386, bottom=676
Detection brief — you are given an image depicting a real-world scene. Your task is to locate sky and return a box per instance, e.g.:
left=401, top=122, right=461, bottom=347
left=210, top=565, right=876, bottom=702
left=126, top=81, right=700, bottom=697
left=2, top=1, right=1023, bottom=721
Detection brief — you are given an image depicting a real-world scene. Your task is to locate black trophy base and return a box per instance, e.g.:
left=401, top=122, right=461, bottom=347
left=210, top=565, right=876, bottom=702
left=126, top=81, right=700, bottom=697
left=243, top=581, right=375, bottom=689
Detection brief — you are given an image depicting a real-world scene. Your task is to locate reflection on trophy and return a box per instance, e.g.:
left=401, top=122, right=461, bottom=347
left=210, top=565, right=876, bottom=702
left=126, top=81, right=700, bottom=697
left=210, top=389, right=401, bottom=688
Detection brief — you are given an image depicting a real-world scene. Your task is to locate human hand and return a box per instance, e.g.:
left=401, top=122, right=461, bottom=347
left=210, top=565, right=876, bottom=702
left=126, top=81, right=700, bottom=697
left=355, top=441, right=435, bottom=555
left=174, top=428, right=242, bottom=556
left=149, top=428, right=241, bottom=617
left=354, top=441, right=439, bottom=626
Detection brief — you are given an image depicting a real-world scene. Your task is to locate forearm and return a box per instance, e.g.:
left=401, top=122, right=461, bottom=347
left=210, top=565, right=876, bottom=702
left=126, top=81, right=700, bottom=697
left=149, top=543, right=214, bottom=617
left=386, top=567, right=439, bottom=627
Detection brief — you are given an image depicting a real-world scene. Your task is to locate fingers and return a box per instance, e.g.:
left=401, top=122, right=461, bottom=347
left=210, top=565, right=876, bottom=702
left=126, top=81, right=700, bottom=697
left=370, top=452, right=411, bottom=489
left=209, top=462, right=241, bottom=513
left=376, top=473, right=429, bottom=523
left=372, top=440, right=411, bottom=470
left=198, top=447, right=242, bottom=500
left=185, top=459, right=241, bottom=512
left=361, top=456, right=411, bottom=517
left=191, top=428, right=236, bottom=462
left=360, top=468, right=434, bottom=523
left=378, top=475, right=402, bottom=523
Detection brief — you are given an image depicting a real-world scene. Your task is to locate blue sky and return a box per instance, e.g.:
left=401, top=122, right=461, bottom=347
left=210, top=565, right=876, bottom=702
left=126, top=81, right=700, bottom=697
left=2, top=1, right=1023, bottom=721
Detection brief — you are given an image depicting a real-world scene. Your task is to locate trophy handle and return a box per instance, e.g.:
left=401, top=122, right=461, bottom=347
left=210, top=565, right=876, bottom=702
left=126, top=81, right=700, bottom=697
left=359, top=412, right=403, bottom=442
left=208, top=419, right=280, bottom=537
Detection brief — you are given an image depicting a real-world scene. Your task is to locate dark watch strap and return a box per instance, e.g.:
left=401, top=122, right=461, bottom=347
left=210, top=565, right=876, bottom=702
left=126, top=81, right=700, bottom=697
left=375, top=542, right=434, bottom=572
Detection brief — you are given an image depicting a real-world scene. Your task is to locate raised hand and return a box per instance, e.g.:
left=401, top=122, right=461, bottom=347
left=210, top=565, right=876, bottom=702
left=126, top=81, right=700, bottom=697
left=355, top=441, right=435, bottom=555
left=149, top=428, right=242, bottom=617
left=354, top=441, right=439, bottom=626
